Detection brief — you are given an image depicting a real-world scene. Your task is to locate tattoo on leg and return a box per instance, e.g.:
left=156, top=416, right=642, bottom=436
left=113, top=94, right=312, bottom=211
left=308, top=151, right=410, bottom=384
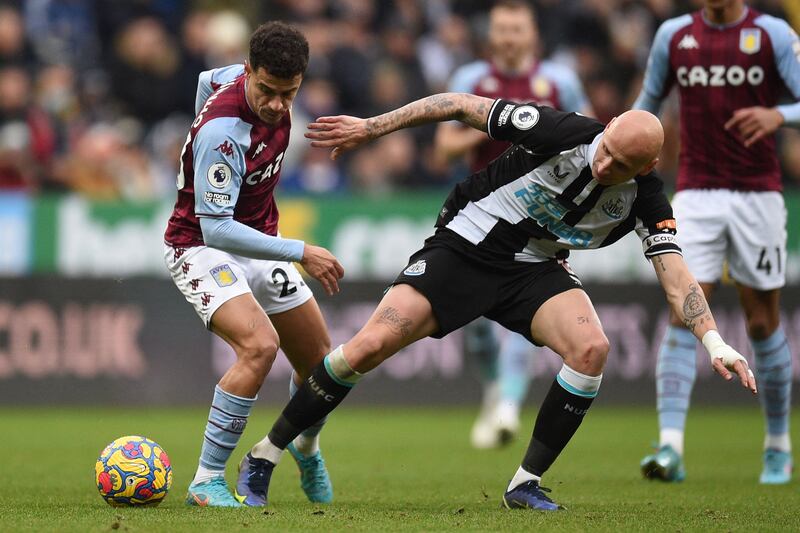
left=577, top=316, right=601, bottom=326
left=376, top=307, right=413, bottom=337
left=682, top=284, right=708, bottom=333
left=654, top=256, right=667, bottom=272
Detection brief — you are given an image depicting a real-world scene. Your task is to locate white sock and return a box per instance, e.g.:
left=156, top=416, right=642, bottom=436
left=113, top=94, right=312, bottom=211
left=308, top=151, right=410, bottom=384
left=292, top=434, right=320, bottom=456
left=507, top=465, right=540, bottom=492
left=660, top=428, right=684, bottom=456
left=250, top=436, right=284, bottom=464
left=193, top=464, right=224, bottom=484
left=764, top=433, right=791, bottom=453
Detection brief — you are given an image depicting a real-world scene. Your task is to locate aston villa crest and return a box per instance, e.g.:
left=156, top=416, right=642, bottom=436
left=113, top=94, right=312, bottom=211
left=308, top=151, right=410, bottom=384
left=740, top=28, right=761, bottom=55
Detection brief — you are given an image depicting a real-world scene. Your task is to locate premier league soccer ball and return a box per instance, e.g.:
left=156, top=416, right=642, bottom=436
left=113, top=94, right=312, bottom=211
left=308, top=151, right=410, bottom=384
left=95, top=435, right=173, bottom=506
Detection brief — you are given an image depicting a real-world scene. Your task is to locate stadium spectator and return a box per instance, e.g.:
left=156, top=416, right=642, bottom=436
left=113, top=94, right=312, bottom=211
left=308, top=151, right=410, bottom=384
left=0, top=0, right=796, bottom=197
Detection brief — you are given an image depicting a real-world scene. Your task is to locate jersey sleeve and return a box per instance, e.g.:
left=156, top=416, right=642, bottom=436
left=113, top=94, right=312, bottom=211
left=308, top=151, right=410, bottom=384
left=486, top=99, right=603, bottom=154
left=632, top=173, right=681, bottom=259
left=194, top=64, right=246, bottom=115
left=756, top=15, right=800, bottom=126
left=192, top=118, right=248, bottom=218
left=633, top=15, right=692, bottom=115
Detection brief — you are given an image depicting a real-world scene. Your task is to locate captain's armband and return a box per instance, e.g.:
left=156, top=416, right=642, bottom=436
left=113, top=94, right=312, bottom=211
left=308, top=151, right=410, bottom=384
left=641, top=219, right=681, bottom=258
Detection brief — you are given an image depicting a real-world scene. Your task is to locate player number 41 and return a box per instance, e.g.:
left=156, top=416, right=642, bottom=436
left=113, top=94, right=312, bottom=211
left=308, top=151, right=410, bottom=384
left=756, top=247, right=782, bottom=276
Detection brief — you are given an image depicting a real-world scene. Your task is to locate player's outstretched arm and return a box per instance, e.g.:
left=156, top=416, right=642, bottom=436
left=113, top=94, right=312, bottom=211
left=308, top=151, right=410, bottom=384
left=650, top=252, right=757, bottom=394
left=305, top=93, right=495, bottom=160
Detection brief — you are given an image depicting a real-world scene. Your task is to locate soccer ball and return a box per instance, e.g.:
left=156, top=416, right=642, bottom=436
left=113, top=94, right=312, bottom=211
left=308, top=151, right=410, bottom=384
left=95, top=435, right=173, bottom=506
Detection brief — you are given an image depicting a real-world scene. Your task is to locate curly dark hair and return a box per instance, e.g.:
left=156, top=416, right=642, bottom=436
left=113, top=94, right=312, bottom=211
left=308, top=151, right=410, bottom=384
left=249, top=21, right=309, bottom=79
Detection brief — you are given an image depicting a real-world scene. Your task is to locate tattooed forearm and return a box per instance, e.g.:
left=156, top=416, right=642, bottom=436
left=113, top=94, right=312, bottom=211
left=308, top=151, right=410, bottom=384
left=365, top=93, right=491, bottom=138
left=654, top=256, right=667, bottom=272
left=376, top=306, right=413, bottom=337
left=681, top=284, right=712, bottom=333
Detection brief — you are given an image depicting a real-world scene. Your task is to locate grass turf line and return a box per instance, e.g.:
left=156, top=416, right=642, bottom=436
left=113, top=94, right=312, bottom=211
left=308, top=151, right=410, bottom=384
left=0, top=406, right=796, bottom=532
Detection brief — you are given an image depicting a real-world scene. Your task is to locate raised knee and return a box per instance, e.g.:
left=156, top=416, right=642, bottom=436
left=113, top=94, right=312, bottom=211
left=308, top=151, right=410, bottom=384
left=571, top=334, right=610, bottom=375
left=238, top=337, right=279, bottom=376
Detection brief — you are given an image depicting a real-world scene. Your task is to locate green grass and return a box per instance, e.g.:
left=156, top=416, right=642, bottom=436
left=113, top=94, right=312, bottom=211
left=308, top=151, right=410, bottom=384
left=0, top=406, right=796, bottom=532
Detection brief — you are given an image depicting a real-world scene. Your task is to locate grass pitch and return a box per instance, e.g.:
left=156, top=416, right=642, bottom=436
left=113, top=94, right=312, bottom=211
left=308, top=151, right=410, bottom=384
left=0, top=406, right=796, bottom=532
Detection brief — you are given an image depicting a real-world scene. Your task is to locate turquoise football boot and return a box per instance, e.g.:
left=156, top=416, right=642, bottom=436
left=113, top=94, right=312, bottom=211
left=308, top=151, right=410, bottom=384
left=759, top=449, right=792, bottom=484
left=641, top=444, right=686, bottom=482
left=287, top=443, right=333, bottom=503
left=186, top=476, right=243, bottom=507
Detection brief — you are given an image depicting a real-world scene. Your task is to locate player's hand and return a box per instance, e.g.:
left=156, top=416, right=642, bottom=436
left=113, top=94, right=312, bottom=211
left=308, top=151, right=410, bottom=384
left=724, top=106, right=784, bottom=148
left=305, top=116, right=372, bottom=160
left=299, top=244, right=345, bottom=296
left=709, top=345, right=758, bottom=394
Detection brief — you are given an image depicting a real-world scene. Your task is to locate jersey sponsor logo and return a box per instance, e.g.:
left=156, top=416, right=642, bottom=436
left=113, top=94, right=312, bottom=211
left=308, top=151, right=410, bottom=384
left=214, top=140, right=235, bottom=157
left=511, top=106, right=540, bottom=130
left=244, top=151, right=285, bottom=185
left=601, top=197, right=625, bottom=220
left=403, top=259, right=426, bottom=276
left=497, top=104, right=514, bottom=127
left=676, top=65, right=764, bottom=87
left=203, top=191, right=231, bottom=206
left=513, top=182, right=594, bottom=247
left=207, top=162, right=233, bottom=189
left=677, top=33, right=699, bottom=50
left=210, top=264, right=237, bottom=287
left=253, top=141, right=268, bottom=158
left=739, top=28, right=761, bottom=55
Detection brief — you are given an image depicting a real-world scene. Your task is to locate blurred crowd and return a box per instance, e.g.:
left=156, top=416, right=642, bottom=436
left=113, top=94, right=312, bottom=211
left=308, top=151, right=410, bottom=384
left=1, top=0, right=799, bottom=200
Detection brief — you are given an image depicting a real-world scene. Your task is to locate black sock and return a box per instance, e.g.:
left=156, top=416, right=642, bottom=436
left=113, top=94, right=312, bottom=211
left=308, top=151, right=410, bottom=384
left=267, top=359, right=354, bottom=449
left=522, top=377, right=596, bottom=476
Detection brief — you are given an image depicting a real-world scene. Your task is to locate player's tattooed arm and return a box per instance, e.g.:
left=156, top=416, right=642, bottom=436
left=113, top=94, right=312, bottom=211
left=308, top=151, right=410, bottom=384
left=651, top=253, right=716, bottom=336
left=306, top=93, right=493, bottom=159
left=366, top=93, right=492, bottom=135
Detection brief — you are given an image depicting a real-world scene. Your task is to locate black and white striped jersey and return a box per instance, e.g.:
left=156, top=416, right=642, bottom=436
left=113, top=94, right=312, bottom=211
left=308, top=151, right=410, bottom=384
left=435, top=99, right=681, bottom=262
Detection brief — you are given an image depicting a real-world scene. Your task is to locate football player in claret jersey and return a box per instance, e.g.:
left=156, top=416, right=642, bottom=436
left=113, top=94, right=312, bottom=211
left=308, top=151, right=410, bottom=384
left=634, top=0, right=800, bottom=484
left=245, top=92, right=757, bottom=511
left=163, top=22, right=344, bottom=507
left=435, top=0, right=594, bottom=450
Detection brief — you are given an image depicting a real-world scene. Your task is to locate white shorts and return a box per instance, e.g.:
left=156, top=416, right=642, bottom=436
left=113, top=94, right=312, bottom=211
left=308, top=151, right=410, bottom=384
left=164, top=244, right=313, bottom=327
left=672, top=189, right=787, bottom=290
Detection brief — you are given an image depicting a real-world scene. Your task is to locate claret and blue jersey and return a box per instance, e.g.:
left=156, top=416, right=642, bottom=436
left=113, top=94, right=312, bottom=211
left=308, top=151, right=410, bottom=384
left=448, top=59, right=590, bottom=173
left=164, top=65, right=291, bottom=248
left=635, top=7, right=800, bottom=191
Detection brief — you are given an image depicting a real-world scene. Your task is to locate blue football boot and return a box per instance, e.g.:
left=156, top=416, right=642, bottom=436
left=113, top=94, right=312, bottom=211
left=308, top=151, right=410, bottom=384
left=502, top=480, right=561, bottom=511
left=759, top=449, right=792, bottom=485
left=640, top=444, right=686, bottom=482
left=234, top=453, right=275, bottom=506
left=287, top=443, right=333, bottom=503
left=186, top=476, right=243, bottom=508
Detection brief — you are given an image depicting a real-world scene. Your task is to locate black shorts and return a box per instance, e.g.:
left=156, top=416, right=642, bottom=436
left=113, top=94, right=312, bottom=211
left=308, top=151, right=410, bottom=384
left=392, top=229, right=583, bottom=344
